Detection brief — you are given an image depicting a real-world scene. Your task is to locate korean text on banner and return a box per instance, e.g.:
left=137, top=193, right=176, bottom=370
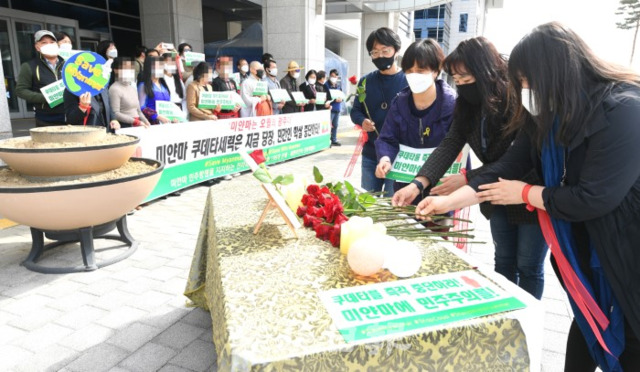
left=183, top=51, right=205, bottom=67
left=318, top=270, right=526, bottom=343
left=387, top=144, right=467, bottom=183
left=198, top=91, right=236, bottom=110
left=40, top=80, right=66, bottom=108
left=269, top=88, right=292, bottom=103
left=291, top=91, right=308, bottom=105
left=315, top=92, right=327, bottom=105
left=156, top=101, right=187, bottom=122
left=117, top=110, right=332, bottom=201
left=329, top=89, right=345, bottom=101
left=252, top=81, right=269, bottom=96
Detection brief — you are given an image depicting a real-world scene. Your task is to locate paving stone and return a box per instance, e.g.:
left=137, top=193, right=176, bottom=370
left=91, top=290, right=137, bottom=311
left=543, top=329, right=569, bottom=355
left=35, top=280, right=84, bottom=300
left=118, top=277, right=164, bottom=295
left=10, top=344, right=78, bottom=372
left=110, top=267, right=149, bottom=282
left=47, top=292, right=98, bottom=312
left=139, top=305, right=190, bottom=330
left=118, top=342, right=177, bottom=372
left=106, top=322, right=163, bottom=352
left=96, top=305, right=148, bottom=330
left=58, top=323, right=115, bottom=351
left=64, top=343, right=129, bottom=372
left=131, top=256, right=171, bottom=270
left=543, top=298, right=572, bottom=317
left=8, top=306, right=64, bottom=331
left=0, top=324, right=27, bottom=345
left=540, top=350, right=566, bottom=372
left=1, top=293, right=52, bottom=315
left=543, top=312, right=572, bottom=333
left=78, top=278, right=127, bottom=296
left=128, top=290, right=174, bottom=312
left=157, top=365, right=193, bottom=372
left=55, top=305, right=109, bottom=330
left=155, top=321, right=206, bottom=350
left=155, top=277, right=190, bottom=296
left=67, top=268, right=117, bottom=285
left=0, top=345, right=34, bottom=371
left=144, top=266, right=183, bottom=282
left=169, top=339, right=217, bottom=372
left=181, top=308, right=212, bottom=328
left=108, top=368, right=133, bottom=372
left=13, top=322, right=74, bottom=352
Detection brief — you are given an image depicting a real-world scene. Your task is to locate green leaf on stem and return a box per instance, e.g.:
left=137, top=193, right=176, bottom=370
left=253, top=168, right=272, bottom=183
left=313, top=166, right=324, bottom=183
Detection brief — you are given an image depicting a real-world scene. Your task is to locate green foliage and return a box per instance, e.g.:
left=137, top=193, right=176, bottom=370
left=356, top=78, right=367, bottom=103
left=313, top=166, right=323, bottom=183
left=616, top=0, right=640, bottom=29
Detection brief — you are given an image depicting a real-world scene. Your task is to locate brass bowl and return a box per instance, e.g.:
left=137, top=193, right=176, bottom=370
left=0, top=158, right=163, bottom=230
left=0, top=135, right=140, bottom=177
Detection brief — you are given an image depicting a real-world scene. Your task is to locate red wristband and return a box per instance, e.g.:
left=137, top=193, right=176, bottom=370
left=521, top=184, right=535, bottom=212
left=133, top=117, right=141, bottom=127
left=79, top=103, right=91, bottom=111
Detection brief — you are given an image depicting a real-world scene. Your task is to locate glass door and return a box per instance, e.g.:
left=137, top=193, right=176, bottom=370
left=13, top=20, right=43, bottom=118
left=0, top=18, right=20, bottom=116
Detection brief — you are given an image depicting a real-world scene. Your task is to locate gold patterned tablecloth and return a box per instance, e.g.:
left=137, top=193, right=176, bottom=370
left=185, top=184, right=534, bottom=372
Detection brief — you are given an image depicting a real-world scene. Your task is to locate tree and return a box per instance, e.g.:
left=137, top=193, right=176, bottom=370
left=616, top=0, right=640, bottom=65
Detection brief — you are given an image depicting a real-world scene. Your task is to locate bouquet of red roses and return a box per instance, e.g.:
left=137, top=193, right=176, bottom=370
left=296, top=184, right=349, bottom=247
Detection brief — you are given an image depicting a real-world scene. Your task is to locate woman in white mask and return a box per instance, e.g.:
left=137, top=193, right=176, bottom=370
left=138, top=56, right=175, bottom=124
left=109, top=57, right=150, bottom=128
left=374, top=39, right=456, bottom=203
left=394, top=36, right=548, bottom=301
left=161, top=53, right=186, bottom=112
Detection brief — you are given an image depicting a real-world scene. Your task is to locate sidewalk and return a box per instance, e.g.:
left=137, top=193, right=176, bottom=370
left=0, top=116, right=572, bottom=371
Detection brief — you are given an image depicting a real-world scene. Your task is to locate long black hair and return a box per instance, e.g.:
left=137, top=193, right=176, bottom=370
left=192, top=61, right=211, bottom=82
left=161, top=53, right=184, bottom=98
left=97, top=40, right=114, bottom=60
left=141, top=56, right=169, bottom=99
left=443, top=36, right=509, bottom=132
left=507, top=22, right=640, bottom=148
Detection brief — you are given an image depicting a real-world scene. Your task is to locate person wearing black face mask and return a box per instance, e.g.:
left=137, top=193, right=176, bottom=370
left=393, top=36, right=548, bottom=302
left=350, top=27, right=408, bottom=197
left=240, top=61, right=272, bottom=117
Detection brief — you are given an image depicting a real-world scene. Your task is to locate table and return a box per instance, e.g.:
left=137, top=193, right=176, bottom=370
left=184, top=182, right=543, bottom=371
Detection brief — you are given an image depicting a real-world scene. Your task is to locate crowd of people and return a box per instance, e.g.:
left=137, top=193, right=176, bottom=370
left=13, top=23, right=640, bottom=372
left=15, top=30, right=345, bottom=147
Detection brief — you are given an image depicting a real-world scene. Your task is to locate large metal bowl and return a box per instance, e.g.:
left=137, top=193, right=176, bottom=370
left=30, top=125, right=107, bottom=144
left=0, top=158, right=163, bottom=230
left=0, top=135, right=140, bottom=177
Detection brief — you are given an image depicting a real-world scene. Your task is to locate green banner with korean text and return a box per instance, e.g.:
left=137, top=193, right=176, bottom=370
left=118, top=110, right=331, bottom=201
left=40, top=80, right=65, bottom=108
left=387, top=144, right=469, bottom=183
left=156, top=101, right=187, bottom=122
left=318, top=270, right=526, bottom=343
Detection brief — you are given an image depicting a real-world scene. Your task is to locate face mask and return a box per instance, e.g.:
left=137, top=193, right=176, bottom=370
left=164, top=64, right=177, bottom=74
left=59, top=43, right=72, bottom=51
left=456, top=82, right=482, bottom=105
left=224, top=67, right=233, bottom=75
left=153, top=68, right=164, bottom=78
left=308, top=78, right=316, bottom=85
left=329, top=77, right=337, bottom=84
left=39, top=43, right=59, bottom=57
left=292, top=72, right=300, bottom=79
left=405, top=73, right=434, bottom=94
left=267, top=68, right=277, bottom=77
left=107, top=48, right=118, bottom=59
left=521, top=88, right=539, bottom=116
left=240, top=65, right=249, bottom=73
left=256, top=70, right=265, bottom=79
left=119, top=69, right=135, bottom=84
left=372, top=55, right=395, bottom=71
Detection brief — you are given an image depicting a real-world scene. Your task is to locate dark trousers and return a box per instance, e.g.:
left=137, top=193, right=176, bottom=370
left=35, top=118, right=66, bottom=127
left=565, top=318, right=640, bottom=371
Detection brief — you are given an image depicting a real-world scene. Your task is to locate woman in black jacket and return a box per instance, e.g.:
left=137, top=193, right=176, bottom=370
left=299, top=69, right=318, bottom=112
left=416, top=22, right=640, bottom=372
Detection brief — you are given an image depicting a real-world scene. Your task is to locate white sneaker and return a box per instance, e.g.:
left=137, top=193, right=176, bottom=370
left=223, top=175, right=232, bottom=180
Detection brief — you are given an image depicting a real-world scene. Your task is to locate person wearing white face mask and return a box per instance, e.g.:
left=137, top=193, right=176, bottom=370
left=16, top=30, right=66, bottom=127
left=161, top=53, right=186, bottom=112
left=325, top=69, right=344, bottom=145
left=374, top=39, right=456, bottom=202
left=280, top=60, right=305, bottom=114
left=300, top=69, right=319, bottom=112
left=109, top=57, right=150, bottom=128
left=263, top=59, right=285, bottom=115
left=138, top=56, right=175, bottom=124
left=237, top=58, right=250, bottom=84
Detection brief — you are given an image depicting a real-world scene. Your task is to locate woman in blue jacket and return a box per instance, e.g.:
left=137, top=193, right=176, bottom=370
left=374, top=38, right=456, bottom=197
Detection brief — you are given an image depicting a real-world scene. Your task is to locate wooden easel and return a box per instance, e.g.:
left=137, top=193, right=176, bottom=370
left=253, top=184, right=299, bottom=238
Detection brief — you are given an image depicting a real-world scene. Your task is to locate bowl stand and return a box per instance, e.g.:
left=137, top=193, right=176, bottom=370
left=22, top=215, right=138, bottom=274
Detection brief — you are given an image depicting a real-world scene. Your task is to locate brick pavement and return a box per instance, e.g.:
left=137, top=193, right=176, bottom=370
left=0, top=117, right=572, bottom=371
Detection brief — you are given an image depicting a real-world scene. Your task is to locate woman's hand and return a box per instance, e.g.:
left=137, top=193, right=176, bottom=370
left=79, top=92, right=92, bottom=112
left=392, top=183, right=421, bottom=207
left=415, top=196, right=453, bottom=220
left=309, top=99, right=316, bottom=104
left=477, top=178, right=526, bottom=205
left=158, top=115, right=171, bottom=124
left=375, top=160, right=391, bottom=179
left=362, top=119, right=376, bottom=132
left=109, top=120, right=120, bottom=130
left=430, top=174, right=467, bottom=196
left=208, top=114, right=218, bottom=121
left=233, top=104, right=241, bottom=112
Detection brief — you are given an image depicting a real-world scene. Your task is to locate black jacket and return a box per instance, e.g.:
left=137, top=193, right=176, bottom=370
left=63, top=88, right=114, bottom=131
left=299, top=81, right=317, bottom=112
left=280, top=75, right=301, bottom=114
left=16, top=55, right=65, bottom=115
left=468, top=83, right=640, bottom=340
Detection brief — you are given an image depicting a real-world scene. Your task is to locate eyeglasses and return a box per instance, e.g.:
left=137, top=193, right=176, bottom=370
left=369, top=47, right=395, bottom=58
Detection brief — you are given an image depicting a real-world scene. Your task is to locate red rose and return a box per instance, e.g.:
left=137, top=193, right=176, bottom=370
left=349, top=75, right=358, bottom=85
left=302, top=194, right=318, bottom=208
left=319, top=186, right=331, bottom=196
left=296, top=206, right=307, bottom=217
left=314, top=223, right=332, bottom=241
left=249, top=149, right=266, bottom=165
left=303, top=214, right=321, bottom=227
left=312, top=206, right=325, bottom=218
left=307, top=184, right=320, bottom=195
left=334, top=213, right=349, bottom=225
left=329, top=224, right=341, bottom=247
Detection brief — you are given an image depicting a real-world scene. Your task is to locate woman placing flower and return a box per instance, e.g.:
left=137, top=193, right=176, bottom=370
left=374, top=38, right=456, bottom=200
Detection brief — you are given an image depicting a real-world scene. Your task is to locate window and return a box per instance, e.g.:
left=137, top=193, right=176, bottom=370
left=414, top=29, right=422, bottom=39
left=459, top=13, right=468, bottom=32
left=427, top=8, right=439, bottom=18
left=427, top=28, right=438, bottom=39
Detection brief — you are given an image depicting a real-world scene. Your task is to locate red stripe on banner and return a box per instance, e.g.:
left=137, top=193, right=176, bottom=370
left=537, top=210, right=612, bottom=356
left=344, top=125, right=368, bottom=178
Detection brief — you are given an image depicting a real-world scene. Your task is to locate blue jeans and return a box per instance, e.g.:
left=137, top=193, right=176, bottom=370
left=330, top=111, right=340, bottom=142
left=361, top=155, right=394, bottom=197
left=489, top=205, right=548, bottom=299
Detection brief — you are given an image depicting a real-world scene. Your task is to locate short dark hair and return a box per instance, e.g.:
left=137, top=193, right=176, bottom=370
left=261, top=53, right=274, bottom=66
left=97, top=40, right=114, bottom=60
left=193, top=61, right=211, bottom=82
left=265, top=59, right=276, bottom=69
left=401, top=38, right=444, bottom=73
left=146, top=49, right=160, bottom=57
left=366, top=27, right=401, bottom=52
left=237, top=58, right=247, bottom=67
left=54, top=31, right=72, bottom=44
left=316, top=70, right=326, bottom=81
left=329, top=69, right=338, bottom=76
left=135, top=46, right=147, bottom=58
left=305, top=69, right=317, bottom=80
left=112, top=57, right=132, bottom=71
left=178, top=43, right=192, bottom=55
